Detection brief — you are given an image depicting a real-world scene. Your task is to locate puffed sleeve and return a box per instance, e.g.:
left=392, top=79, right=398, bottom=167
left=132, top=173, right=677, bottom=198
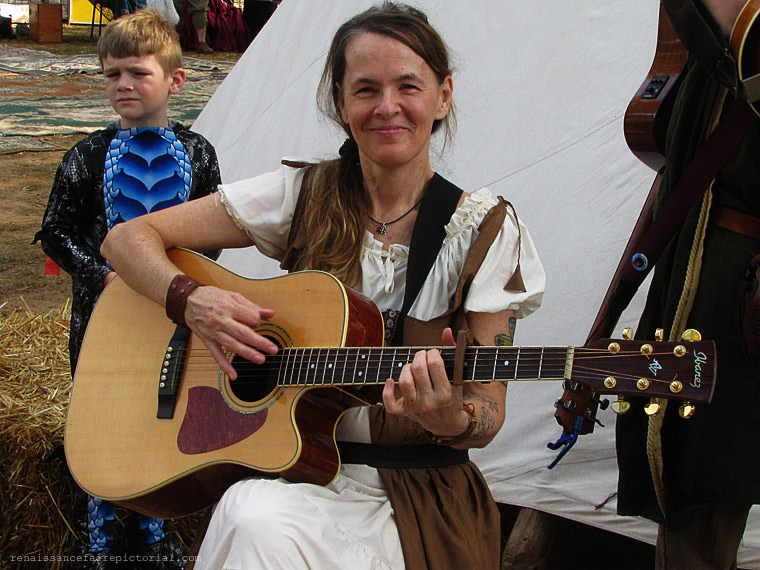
left=465, top=196, right=545, bottom=318
left=218, top=160, right=308, bottom=261
left=409, top=188, right=545, bottom=321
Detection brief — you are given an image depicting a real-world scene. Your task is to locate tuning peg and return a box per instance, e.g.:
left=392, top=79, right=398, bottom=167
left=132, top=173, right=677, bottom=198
left=610, top=396, right=630, bottom=415
left=681, top=329, right=702, bottom=341
left=673, top=344, right=687, bottom=357
left=679, top=401, right=696, bottom=419
left=655, top=328, right=664, bottom=342
left=622, top=327, right=633, bottom=340
left=554, top=397, right=576, bottom=412
left=644, top=399, right=662, bottom=416
left=562, top=380, right=586, bottom=393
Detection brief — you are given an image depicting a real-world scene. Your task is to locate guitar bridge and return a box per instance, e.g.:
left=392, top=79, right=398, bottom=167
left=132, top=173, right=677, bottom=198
left=157, top=325, right=191, bottom=419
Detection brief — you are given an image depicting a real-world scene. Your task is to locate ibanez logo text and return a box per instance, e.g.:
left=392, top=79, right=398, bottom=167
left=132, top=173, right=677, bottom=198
left=691, top=350, right=707, bottom=388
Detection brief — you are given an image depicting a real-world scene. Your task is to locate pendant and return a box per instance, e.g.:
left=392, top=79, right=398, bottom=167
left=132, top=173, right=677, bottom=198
left=377, top=223, right=388, bottom=235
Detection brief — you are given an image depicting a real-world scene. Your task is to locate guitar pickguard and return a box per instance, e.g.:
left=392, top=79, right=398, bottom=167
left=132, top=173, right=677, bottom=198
left=177, top=386, right=268, bottom=454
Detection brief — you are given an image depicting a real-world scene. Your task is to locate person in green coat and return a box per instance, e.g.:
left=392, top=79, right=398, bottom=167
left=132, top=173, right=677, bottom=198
left=616, top=1, right=760, bottom=568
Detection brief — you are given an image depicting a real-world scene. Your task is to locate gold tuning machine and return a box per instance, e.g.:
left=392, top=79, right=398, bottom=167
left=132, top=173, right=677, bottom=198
left=679, top=401, right=696, bottom=419
left=611, top=396, right=631, bottom=415
left=681, top=329, right=702, bottom=341
left=622, top=327, right=633, bottom=341
left=644, top=399, right=662, bottom=416
left=655, top=328, right=664, bottom=342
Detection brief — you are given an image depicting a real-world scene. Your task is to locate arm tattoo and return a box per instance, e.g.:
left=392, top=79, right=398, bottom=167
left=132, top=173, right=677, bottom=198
left=469, top=396, right=500, bottom=438
left=494, top=317, right=517, bottom=347
left=494, top=333, right=512, bottom=346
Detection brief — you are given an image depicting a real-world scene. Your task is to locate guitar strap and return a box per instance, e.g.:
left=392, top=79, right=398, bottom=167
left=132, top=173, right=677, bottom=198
left=588, top=96, right=756, bottom=343
left=389, top=173, right=462, bottom=346
left=403, top=197, right=511, bottom=346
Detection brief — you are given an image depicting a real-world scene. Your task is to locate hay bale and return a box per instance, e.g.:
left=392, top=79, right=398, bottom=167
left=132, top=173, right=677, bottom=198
left=0, top=301, right=203, bottom=569
left=0, top=301, right=78, bottom=569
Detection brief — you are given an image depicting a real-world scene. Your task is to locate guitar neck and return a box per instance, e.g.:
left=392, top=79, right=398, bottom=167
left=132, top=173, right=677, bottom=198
left=270, top=346, right=571, bottom=387
left=238, top=339, right=715, bottom=403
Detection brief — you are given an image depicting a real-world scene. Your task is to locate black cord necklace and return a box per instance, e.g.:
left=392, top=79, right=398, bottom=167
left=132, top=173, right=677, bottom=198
left=367, top=195, right=425, bottom=235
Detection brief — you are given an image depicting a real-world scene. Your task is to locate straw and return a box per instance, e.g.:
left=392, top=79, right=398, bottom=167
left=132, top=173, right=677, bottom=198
left=0, top=301, right=203, bottom=569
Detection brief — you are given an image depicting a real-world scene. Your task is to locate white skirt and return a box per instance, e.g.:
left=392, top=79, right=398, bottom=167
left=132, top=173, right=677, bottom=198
left=194, top=464, right=405, bottom=570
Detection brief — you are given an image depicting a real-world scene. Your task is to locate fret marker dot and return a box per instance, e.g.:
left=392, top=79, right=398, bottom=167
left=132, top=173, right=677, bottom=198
left=504, top=361, right=510, bottom=366
left=310, top=364, right=315, bottom=369
left=328, top=363, right=333, bottom=369
left=398, top=363, right=403, bottom=368
left=358, top=371, right=363, bottom=376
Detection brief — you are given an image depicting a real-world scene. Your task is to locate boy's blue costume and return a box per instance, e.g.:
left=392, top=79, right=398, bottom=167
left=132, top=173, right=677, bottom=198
left=104, top=127, right=193, bottom=226
left=36, top=123, right=221, bottom=372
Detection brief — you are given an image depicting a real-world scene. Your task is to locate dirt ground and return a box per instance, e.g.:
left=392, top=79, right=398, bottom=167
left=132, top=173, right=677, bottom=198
left=1, top=133, right=80, bottom=314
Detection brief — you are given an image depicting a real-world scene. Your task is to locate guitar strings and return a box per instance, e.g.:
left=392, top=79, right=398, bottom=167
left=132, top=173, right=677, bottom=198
left=166, top=347, right=692, bottom=388
left=170, top=347, right=689, bottom=366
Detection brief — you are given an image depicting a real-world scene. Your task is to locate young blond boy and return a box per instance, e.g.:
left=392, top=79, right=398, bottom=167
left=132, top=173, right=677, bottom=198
left=35, top=10, right=220, bottom=568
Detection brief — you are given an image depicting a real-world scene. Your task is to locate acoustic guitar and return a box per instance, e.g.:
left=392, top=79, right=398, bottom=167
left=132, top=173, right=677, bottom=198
left=65, top=249, right=716, bottom=519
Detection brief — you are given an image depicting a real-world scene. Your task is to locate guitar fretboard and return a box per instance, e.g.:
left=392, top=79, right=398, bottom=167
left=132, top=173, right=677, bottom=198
left=274, top=346, right=573, bottom=386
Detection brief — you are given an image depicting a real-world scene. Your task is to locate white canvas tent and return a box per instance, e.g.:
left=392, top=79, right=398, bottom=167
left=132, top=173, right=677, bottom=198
left=192, top=1, right=760, bottom=565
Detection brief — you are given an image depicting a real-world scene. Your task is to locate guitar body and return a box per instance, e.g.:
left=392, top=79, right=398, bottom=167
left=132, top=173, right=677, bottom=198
left=65, top=249, right=384, bottom=519
left=623, top=3, right=687, bottom=170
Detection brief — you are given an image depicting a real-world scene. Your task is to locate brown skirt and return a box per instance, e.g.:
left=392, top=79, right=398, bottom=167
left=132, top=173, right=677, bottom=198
left=369, top=406, right=501, bottom=570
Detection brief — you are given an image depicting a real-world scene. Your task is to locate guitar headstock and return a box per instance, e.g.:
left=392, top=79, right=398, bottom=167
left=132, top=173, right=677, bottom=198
left=575, top=329, right=716, bottom=404
left=548, top=329, right=716, bottom=468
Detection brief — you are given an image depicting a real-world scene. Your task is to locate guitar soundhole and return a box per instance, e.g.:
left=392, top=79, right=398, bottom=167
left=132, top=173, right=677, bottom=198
left=227, top=352, right=280, bottom=403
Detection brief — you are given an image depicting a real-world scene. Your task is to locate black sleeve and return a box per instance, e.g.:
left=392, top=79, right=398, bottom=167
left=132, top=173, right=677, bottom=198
left=185, top=130, right=223, bottom=261
left=34, top=136, right=113, bottom=288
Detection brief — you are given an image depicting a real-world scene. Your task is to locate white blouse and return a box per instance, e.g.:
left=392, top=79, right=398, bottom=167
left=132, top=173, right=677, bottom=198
left=219, top=160, right=545, bottom=323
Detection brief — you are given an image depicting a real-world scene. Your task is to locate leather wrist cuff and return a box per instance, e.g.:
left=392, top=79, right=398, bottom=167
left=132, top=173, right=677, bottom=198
left=427, top=402, right=478, bottom=446
left=165, top=274, right=203, bottom=327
